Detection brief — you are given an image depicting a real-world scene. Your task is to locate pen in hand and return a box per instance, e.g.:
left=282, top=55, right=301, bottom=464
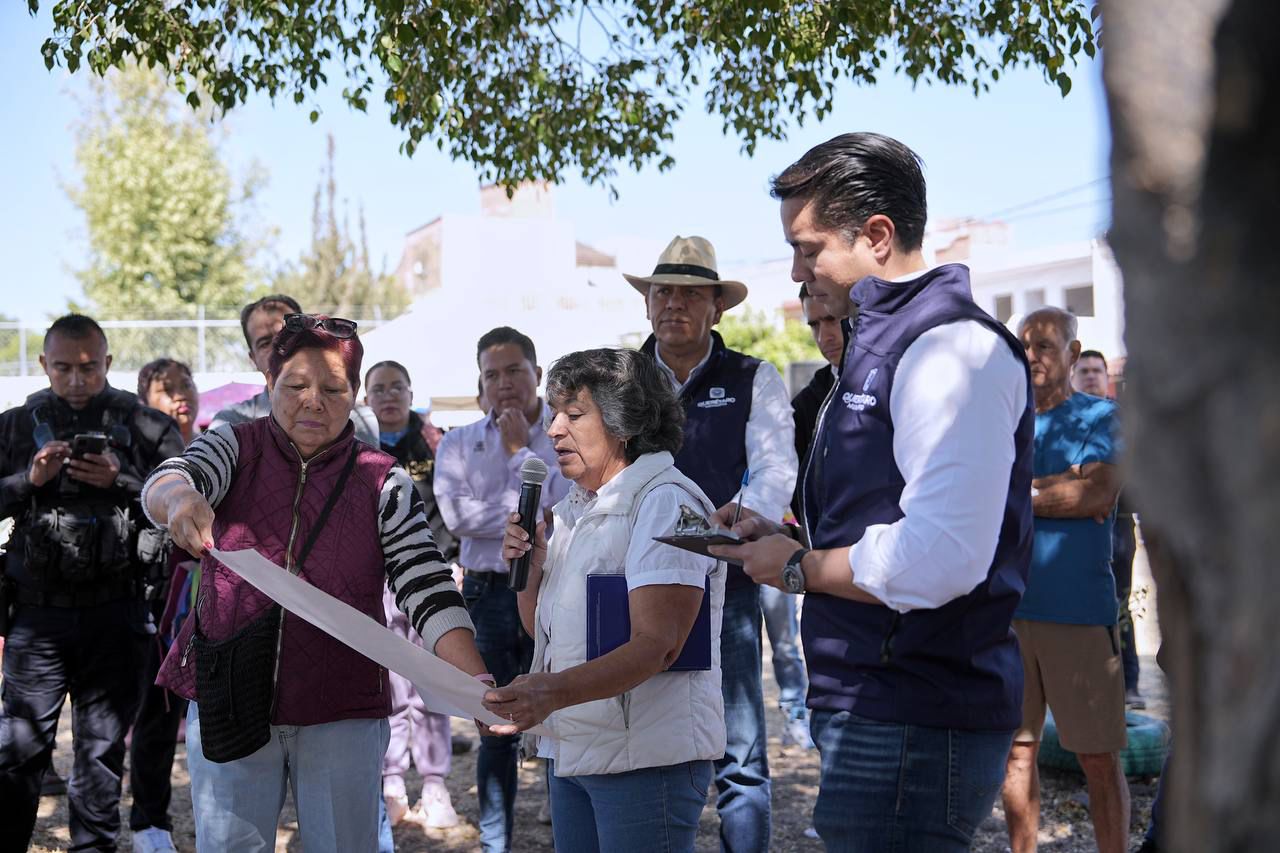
left=729, top=468, right=750, bottom=532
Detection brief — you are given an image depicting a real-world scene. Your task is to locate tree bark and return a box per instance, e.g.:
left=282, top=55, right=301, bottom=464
left=1102, top=0, right=1280, bottom=848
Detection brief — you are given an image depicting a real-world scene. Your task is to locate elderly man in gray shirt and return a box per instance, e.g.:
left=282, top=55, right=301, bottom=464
left=434, top=326, right=568, bottom=853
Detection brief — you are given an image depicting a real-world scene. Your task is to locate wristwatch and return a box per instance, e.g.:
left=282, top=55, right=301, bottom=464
left=781, top=548, right=809, bottom=594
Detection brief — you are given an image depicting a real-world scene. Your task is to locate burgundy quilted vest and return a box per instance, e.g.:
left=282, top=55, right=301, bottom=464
left=157, top=417, right=396, bottom=726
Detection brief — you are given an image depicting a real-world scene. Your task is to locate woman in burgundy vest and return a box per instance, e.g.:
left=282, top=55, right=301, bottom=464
left=141, top=315, right=489, bottom=853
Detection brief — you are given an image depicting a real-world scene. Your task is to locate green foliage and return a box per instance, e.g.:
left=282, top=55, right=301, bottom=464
left=270, top=135, right=410, bottom=320
left=67, top=64, right=267, bottom=316
left=32, top=1, right=1096, bottom=191
left=718, top=308, right=820, bottom=374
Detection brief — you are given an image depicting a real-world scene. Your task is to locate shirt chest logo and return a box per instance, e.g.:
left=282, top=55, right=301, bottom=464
left=696, top=386, right=737, bottom=409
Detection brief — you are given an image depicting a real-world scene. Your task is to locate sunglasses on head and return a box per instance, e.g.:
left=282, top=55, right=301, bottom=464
left=283, top=313, right=358, bottom=339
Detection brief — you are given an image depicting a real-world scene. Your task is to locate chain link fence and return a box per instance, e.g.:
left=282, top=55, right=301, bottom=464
left=0, top=306, right=394, bottom=376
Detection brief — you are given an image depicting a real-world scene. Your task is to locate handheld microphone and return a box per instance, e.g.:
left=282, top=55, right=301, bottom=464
left=509, top=457, right=549, bottom=591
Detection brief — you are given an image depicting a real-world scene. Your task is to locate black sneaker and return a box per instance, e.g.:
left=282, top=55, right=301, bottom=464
left=1132, top=838, right=1159, bottom=853
left=1126, top=687, right=1147, bottom=710
left=40, top=768, right=67, bottom=796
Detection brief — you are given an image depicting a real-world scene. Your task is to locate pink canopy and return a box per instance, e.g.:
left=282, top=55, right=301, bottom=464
left=196, top=382, right=263, bottom=428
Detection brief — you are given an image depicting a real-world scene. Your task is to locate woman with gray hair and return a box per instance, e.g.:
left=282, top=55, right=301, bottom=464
left=486, top=347, right=726, bottom=853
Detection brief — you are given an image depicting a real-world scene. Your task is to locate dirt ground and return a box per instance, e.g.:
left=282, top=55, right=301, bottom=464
left=29, top=547, right=1169, bottom=852
left=27, top=652, right=1166, bottom=853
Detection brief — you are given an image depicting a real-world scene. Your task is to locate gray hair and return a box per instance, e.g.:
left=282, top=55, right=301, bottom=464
left=545, top=348, right=684, bottom=463
left=1017, top=306, right=1078, bottom=343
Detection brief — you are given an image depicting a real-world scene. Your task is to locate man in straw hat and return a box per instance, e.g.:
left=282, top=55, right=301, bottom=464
left=628, top=235, right=797, bottom=852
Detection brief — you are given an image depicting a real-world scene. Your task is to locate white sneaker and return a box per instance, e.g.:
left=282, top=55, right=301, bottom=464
left=780, top=714, right=815, bottom=750
left=385, top=793, right=411, bottom=827
left=132, top=827, right=178, bottom=853
left=418, top=779, right=460, bottom=829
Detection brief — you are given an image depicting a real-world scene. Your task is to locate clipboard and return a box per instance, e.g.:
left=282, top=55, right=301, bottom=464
left=653, top=532, right=743, bottom=565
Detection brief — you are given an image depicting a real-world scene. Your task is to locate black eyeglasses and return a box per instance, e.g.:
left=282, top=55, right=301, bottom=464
left=283, top=313, right=359, bottom=339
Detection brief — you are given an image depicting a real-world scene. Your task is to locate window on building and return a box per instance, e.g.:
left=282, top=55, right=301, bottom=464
left=1064, top=284, right=1095, bottom=317
left=1024, top=289, right=1046, bottom=311
left=994, top=294, right=1014, bottom=322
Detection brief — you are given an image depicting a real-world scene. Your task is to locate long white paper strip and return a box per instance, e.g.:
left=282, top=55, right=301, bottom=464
left=211, top=547, right=550, bottom=737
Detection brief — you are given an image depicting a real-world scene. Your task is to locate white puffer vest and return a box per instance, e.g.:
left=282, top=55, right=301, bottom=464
left=531, top=451, right=726, bottom=777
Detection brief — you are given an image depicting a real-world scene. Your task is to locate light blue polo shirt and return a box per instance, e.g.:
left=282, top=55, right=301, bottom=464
left=1015, top=392, right=1121, bottom=625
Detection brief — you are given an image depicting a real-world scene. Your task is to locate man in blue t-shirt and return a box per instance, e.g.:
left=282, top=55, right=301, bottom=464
left=1002, top=307, right=1128, bottom=853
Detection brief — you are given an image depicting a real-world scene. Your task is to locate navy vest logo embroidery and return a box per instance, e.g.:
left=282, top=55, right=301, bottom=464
left=696, top=386, right=737, bottom=409
left=843, top=365, right=879, bottom=411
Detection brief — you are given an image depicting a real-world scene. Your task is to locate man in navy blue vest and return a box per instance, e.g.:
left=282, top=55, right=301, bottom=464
left=712, top=133, right=1035, bottom=851
left=627, top=236, right=797, bottom=853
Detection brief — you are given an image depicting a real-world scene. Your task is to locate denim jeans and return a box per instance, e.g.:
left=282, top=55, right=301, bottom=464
left=0, top=600, right=148, bottom=852
left=548, top=758, right=713, bottom=853
left=378, top=794, right=395, bottom=853
left=714, top=584, right=771, bottom=853
left=810, top=710, right=1013, bottom=852
left=758, top=585, right=809, bottom=718
left=186, top=702, right=389, bottom=853
left=1112, top=515, right=1141, bottom=690
left=1146, top=747, right=1170, bottom=844
left=463, top=573, right=534, bottom=853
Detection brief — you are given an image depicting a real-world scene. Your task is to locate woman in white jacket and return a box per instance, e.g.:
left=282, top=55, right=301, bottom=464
left=485, top=348, right=726, bottom=852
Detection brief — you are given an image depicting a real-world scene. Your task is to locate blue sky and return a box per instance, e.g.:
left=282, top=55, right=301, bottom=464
left=1, top=5, right=1110, bottom=322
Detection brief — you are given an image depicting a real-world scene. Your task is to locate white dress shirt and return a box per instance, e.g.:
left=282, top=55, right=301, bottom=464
left=654, top=340, right=797, bottom=523
left=847, top=318, right=1027, bottom=613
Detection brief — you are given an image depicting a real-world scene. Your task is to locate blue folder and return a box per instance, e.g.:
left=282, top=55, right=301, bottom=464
left=585, top=574, right=712, bottom=671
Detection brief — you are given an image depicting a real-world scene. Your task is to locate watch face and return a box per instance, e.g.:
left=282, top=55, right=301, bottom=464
left=782, top=564, right=805, bottom=594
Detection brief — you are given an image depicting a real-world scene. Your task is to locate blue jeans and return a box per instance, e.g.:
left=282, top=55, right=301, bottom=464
left=463, top=573, right=534, bottom=853
left=810, top=710, right=1014, bottom=851
left=714, top=584, right=770, bottom=853
left=186, top=702, right=389, bottom=853
left=378, top=794, right=395, bottom=853
left=548, top=758, right=712, bottom=853
left=759, top=585, right=809, bottom=718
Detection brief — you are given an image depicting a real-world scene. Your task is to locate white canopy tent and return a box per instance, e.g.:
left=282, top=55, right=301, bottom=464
left=359, top=279, right=648, bottom=427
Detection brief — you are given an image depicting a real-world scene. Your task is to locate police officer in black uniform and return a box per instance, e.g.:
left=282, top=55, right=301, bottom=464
left=0, top=314, right=185, bottom=853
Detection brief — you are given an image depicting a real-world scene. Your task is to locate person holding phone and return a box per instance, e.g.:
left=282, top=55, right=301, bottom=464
left=0, top=314, right=185, bottom=853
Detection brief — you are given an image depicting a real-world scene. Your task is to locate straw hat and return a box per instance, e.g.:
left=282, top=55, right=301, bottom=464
left=623, top=236, right=748, bottom=310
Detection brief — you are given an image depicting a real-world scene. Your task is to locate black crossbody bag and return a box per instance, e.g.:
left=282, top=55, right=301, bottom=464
left=193, top=444, right=359, bottom=763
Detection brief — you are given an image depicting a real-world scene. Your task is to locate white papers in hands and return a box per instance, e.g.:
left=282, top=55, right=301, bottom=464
left=210, top=548, right=550, bottom=737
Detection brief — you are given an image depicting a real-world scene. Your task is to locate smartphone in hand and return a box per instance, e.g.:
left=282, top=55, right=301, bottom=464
left=71, top=432, right=109, bottom=460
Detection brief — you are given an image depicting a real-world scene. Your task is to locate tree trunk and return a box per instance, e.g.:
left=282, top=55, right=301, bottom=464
left=1102, top=0, right=1280, bottom=849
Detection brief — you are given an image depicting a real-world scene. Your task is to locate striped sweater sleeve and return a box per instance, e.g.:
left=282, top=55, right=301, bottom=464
left=140, top=424, right=240, bottom=526
left=380, top=466, right=474, bottom=651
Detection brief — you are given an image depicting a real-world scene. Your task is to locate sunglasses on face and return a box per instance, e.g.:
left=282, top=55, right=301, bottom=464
left=282, top=313, right=359, bottom=339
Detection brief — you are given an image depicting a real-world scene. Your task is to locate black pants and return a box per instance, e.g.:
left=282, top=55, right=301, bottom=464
left=0, top=599, right=148, bottom=852
left=128, top=631, right=186, bottom=832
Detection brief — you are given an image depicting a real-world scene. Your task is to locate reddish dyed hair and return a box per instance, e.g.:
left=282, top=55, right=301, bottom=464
left=267, top=316, right=364, bottom=394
